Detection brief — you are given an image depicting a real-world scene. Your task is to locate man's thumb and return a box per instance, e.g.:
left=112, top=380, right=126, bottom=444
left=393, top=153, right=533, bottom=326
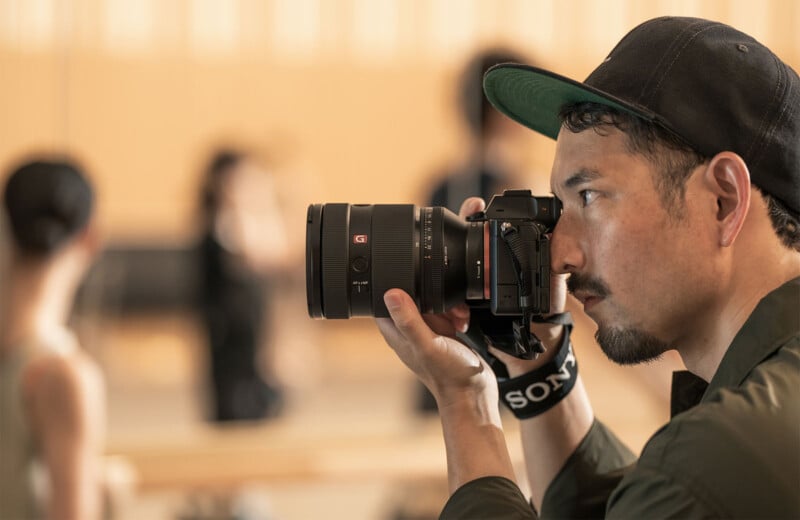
left=384, top=289, right=436, bottom=345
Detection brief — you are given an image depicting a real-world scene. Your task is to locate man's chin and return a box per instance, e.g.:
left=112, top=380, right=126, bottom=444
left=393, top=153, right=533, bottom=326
left=596, top=326, right=669, bottom=365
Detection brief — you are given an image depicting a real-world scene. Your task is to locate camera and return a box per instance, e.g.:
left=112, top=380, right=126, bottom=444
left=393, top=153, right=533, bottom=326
left=306, top=190, right=561, bottom=358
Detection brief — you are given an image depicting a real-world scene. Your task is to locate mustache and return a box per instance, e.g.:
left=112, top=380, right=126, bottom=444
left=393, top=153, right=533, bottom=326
left=567, top=273, right=611, bottom=299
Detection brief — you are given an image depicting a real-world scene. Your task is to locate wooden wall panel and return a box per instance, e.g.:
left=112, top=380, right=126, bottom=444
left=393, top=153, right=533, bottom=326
left=0, top=0, right=796, bottom=243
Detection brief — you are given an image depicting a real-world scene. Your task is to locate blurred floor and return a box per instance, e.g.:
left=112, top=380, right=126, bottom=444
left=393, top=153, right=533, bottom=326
left=99, top=292, right=681, bottom=520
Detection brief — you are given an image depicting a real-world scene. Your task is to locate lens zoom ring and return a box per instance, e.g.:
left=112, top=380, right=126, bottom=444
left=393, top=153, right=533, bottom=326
left=371, top=205, right=415, bottom=317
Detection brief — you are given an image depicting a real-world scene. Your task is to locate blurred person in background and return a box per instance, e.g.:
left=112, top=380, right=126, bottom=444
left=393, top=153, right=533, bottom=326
left=389, top=46, right=536, bottom=520
left=425, top=47, right=530, bottom=213
left=0, top=158, right=105, bottom=520
left=197, top=149, right=290, bottom=423
left=416, top=47, right=531, bottom=416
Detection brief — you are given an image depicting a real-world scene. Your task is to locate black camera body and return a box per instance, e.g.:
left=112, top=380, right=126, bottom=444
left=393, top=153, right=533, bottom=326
left=470, top=189, right=559, bottom=316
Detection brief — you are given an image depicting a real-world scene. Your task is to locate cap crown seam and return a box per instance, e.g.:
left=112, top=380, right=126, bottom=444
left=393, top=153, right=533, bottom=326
left=645, top=22, right=716, bottom=108
left=747, top=54, right=788, bottom=173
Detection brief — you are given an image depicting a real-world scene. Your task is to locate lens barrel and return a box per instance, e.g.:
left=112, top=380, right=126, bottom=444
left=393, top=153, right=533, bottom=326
left=306, top=203, right=478, bottom=318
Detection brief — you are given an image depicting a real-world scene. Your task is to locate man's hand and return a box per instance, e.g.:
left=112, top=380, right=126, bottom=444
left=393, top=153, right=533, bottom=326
left=375, top=196, right=519, bottom=492
left=377, top=288, right=497, bottom=408
left=376, top=196, right=496, bottom=407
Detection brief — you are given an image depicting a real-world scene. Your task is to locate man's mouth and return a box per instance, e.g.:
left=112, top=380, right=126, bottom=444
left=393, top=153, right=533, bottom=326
left=567, top=273, right=611, bottom=313
left=574, top=291, right=603, bottom=311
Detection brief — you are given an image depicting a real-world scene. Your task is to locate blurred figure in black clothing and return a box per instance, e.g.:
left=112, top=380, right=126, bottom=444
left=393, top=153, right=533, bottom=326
left=197, top=149, right=289, bottom=422
left=418, top=48, right=532, bottom=415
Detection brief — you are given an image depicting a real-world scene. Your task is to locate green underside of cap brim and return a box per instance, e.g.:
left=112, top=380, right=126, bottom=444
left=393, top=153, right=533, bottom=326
left=483, top=64, right=651, bottom=140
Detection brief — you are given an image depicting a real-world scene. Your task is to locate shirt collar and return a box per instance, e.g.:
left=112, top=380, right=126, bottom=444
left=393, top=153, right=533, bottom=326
left=670, top=370, right=708, bottom=417
left=669, top=276, right=800, bottom=417
left=704, top=276, right=800, bottom=400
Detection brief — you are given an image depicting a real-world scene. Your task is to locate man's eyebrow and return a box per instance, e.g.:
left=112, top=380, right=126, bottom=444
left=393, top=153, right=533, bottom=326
left=563, top=168, right=601, bottom=190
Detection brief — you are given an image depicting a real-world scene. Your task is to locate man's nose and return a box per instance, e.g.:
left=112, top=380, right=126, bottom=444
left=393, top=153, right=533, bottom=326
left=550, top=216, right=585, bottom=275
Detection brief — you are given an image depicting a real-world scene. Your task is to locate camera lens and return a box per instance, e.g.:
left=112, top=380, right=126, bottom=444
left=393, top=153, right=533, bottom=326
left=306, top=203, right=483, bottom=318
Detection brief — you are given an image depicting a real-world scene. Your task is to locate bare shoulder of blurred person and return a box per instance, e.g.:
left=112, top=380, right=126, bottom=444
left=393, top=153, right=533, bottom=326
left=0, top=158, right=105, bottom=520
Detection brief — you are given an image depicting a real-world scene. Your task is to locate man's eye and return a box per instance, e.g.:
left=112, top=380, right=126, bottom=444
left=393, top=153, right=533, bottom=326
left=579, top=190, right=598, bottom=207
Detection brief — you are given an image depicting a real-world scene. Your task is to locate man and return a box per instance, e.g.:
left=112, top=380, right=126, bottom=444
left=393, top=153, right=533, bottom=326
left=377, top=16, right=800, bottom=519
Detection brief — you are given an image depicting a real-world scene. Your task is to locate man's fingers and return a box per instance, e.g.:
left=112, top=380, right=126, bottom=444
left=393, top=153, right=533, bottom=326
left=458, top=197, right=486, bottom=219
left=384, top=289, right=438, bottom=345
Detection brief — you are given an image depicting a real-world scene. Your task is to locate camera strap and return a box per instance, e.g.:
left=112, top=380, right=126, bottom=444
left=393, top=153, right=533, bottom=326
left=497, top=319, right=578, bottom=419
left=499, top=221, right=552, bottom=359
left=457, top=310, right=571, bottom=368
left=458, top=311, right=578, bottom=419
left=457, top=310, right=525, bottom=376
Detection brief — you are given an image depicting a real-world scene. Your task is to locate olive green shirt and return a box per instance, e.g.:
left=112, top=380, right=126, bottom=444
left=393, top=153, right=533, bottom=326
left=441, top=277, right=800, bottom=519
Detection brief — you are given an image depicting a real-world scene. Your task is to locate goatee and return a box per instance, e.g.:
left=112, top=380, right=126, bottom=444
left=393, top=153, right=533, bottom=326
left=595, top=326, right=669, bottom=365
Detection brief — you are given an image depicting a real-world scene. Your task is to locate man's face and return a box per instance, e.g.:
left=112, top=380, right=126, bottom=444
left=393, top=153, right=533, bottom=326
left=550, top=126, right=717, bottom=364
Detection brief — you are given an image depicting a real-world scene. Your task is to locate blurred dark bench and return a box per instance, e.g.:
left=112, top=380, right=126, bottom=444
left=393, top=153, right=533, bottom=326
left=78, top=244, right=200, bottom=315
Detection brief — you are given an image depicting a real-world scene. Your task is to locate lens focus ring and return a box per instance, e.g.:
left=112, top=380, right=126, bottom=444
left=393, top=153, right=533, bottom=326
left=321, top=204, right=350, bottom=318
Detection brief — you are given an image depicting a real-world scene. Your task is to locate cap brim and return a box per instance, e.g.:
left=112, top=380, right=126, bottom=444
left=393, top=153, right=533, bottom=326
left=483, top=64, right=653, bottom=140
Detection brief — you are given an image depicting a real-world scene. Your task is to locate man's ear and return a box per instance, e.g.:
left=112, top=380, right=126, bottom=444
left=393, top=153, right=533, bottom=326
left=702, top=152, right=751, bottom=247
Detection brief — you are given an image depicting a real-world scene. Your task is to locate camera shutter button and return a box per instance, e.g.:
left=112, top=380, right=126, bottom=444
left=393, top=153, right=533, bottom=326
left=352, top=256, right=369, bottom=273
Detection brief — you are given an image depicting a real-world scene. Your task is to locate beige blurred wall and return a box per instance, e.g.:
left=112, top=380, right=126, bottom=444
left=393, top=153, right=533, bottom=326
left=1, top=0, right=798, bottom=245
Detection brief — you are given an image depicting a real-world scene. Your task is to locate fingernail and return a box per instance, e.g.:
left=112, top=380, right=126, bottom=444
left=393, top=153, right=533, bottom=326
left=384, top=291, right=401, bottom=311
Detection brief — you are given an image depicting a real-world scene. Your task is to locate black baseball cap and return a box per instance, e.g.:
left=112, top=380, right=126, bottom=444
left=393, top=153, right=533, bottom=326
left=483, top=16, right=800, bottom=218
